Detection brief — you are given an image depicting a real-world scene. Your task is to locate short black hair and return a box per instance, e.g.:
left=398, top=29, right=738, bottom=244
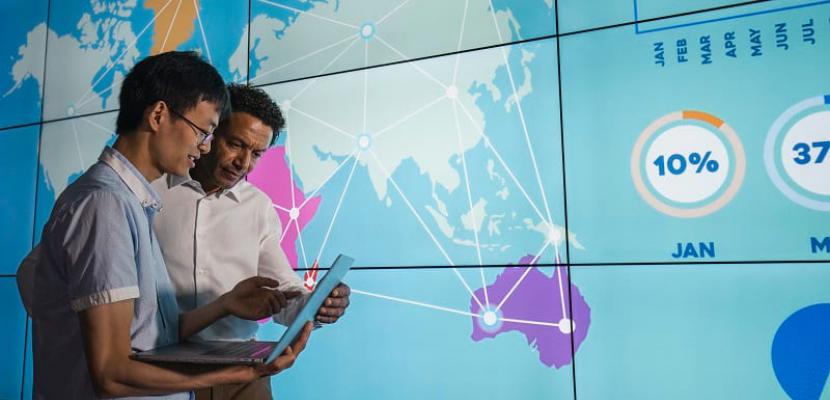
left=226, top=84, right=285, bottom=146
left=116, top=51, right=229, bottom=135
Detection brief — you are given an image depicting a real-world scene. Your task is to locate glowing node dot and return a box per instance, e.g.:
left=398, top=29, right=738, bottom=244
left=357, top=134, right=372, bottom=150
left=281, top=100, right=292, bottom=112
left=305, top=278, right=315, bottom=287
left=482, top=311, right=498, bottom=326
left=67, top=106, right=76, bottom=116
left=289, top=207, right=300, bottom=220
left=445, top=85, right=458, bottom=99
left=359, top=22, right=375, bottom=39
left=547, top=225, right=562, bottom=245
left=558, top=318, right=573, bottom=334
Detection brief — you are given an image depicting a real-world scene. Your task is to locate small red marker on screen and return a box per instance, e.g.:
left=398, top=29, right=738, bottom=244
left=303, top=260, right=319, bottom=291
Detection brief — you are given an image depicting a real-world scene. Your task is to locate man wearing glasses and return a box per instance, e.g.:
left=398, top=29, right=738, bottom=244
left=152, top=83, right=351, bottom=400
left=30, top=52, right=311, bottom=399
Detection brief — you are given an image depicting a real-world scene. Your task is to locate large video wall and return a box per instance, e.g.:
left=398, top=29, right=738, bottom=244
left=1, top=0, right=829, bottom=398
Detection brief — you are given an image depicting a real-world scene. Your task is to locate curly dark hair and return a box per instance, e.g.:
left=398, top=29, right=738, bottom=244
left=116, top=51, right=229, bottom=135
left=226, top=84, right=285, bottom=146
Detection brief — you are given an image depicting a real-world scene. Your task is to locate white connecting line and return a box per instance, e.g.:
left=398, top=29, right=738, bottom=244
left=374, top=35, right=447, bottom=91
left=313, top=153, right=361, bottom=266
left=293, top=212, right=310, bottom=269
left=362, top=41, right=368, bottom=133
left=253, top=35, right=357, bottom=84
left=290, top=106, right=355, bottom=140
left=352, top=289, right=477, bottom=318
left=451, top=99, right=489, bottom=307
left=284, top=119, right=297, bottom=210
left=298, top=151, right=358, bottom=210
left=376, top=0, right=412, bottom=26
left=192, top=0, right=212, bottom=63
left=159, top=0, right=184, bottom=53
left=452, top=0, right=471, bottom=85
left=76, top=78, right=122, bottom=109
left=371, top=95, right=446, bottom=141
left=495, top=240, right=549, bottom=312
left=288, top=36, right=361, bottom=102
left=352, top=288, right=561, bottom=329
left=79, top=116, right=114, bottom=136
left=278, top=217, right=295, bottom=244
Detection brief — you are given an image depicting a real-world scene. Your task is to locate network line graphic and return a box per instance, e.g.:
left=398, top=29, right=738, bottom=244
left=27, top=0, right=586, bottom=373
left=247, top=0, right=582, bottom=349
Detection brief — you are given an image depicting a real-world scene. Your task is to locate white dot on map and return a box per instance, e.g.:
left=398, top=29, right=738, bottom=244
left=547, top=224, right=562, bottom=244
left=281, top=100, right=292, bottom=112
left=445, top=85, right=458, bottom=99
left=289, top=207, right=300, bottom=220
left=558, top=318, right=573, bottom=334
left=483, top=310, right=498, bottom=326
left=358, top=134, right=371, bottom=150
left=67, top=106, right=75, bottom=116
left=360, top=23, right=375, bottom=38
left=305, top=278, right=315, bottom=287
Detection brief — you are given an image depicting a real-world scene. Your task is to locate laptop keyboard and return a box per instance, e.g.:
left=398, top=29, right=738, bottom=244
left=203, top=341, right=274, bottom=358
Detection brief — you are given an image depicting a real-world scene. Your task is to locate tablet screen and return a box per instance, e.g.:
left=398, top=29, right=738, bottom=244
left=265, top=254, right=354, bottom=363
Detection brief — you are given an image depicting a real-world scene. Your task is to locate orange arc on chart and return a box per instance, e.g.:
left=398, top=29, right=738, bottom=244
left=683, top=110, right=723, bottom=128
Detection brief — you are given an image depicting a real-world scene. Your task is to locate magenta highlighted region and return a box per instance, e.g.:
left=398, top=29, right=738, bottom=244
left=248, top=145, right=321, bottom=268
left=470, top=255, right=591, bottom=368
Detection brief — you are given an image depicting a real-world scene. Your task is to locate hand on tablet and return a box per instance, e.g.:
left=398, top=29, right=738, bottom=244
left=222, top=276, right=302, bottom=320
left=256, top=321, right=313, bottom=377
left=315, top=283, right=351, bottom=324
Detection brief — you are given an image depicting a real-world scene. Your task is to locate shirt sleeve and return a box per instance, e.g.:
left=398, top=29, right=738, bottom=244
left=257, top=198, right=308, bottom=326
left=53, top=191, right=140, bottom=312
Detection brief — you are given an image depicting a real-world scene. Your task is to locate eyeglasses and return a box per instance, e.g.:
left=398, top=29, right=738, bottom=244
left=169, top=108, right=214, bottom=145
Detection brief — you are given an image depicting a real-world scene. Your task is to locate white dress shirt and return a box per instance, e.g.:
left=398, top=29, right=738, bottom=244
left=152, top=174, right=307, bottom=341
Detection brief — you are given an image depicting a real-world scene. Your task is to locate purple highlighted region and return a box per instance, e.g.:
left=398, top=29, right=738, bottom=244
left=248, top=145, right=321, bottom=268
left=470, top=255, right=591, bottom=368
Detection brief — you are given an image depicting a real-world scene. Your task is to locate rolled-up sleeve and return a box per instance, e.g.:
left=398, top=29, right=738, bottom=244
left=56, top=191, right=140, bottom=312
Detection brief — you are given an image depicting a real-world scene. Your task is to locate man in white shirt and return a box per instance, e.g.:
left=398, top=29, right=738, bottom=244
left=153, top=84, right=351, bottom=399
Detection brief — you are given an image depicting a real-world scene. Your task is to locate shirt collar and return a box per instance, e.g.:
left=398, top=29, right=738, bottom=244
left=166, top=173, right=244, bottom=203
left=99, top=147, right=163, bottom=211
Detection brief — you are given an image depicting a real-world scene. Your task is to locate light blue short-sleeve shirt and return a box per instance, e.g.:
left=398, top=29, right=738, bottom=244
left=33, top=147, right=188, bottom=400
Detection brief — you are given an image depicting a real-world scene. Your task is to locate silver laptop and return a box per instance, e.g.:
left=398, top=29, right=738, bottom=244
left=131, top=254, right=354, bottom=365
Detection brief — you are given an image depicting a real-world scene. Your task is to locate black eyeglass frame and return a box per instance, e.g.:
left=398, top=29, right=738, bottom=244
left=169, top=108, right=214, bottom=145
